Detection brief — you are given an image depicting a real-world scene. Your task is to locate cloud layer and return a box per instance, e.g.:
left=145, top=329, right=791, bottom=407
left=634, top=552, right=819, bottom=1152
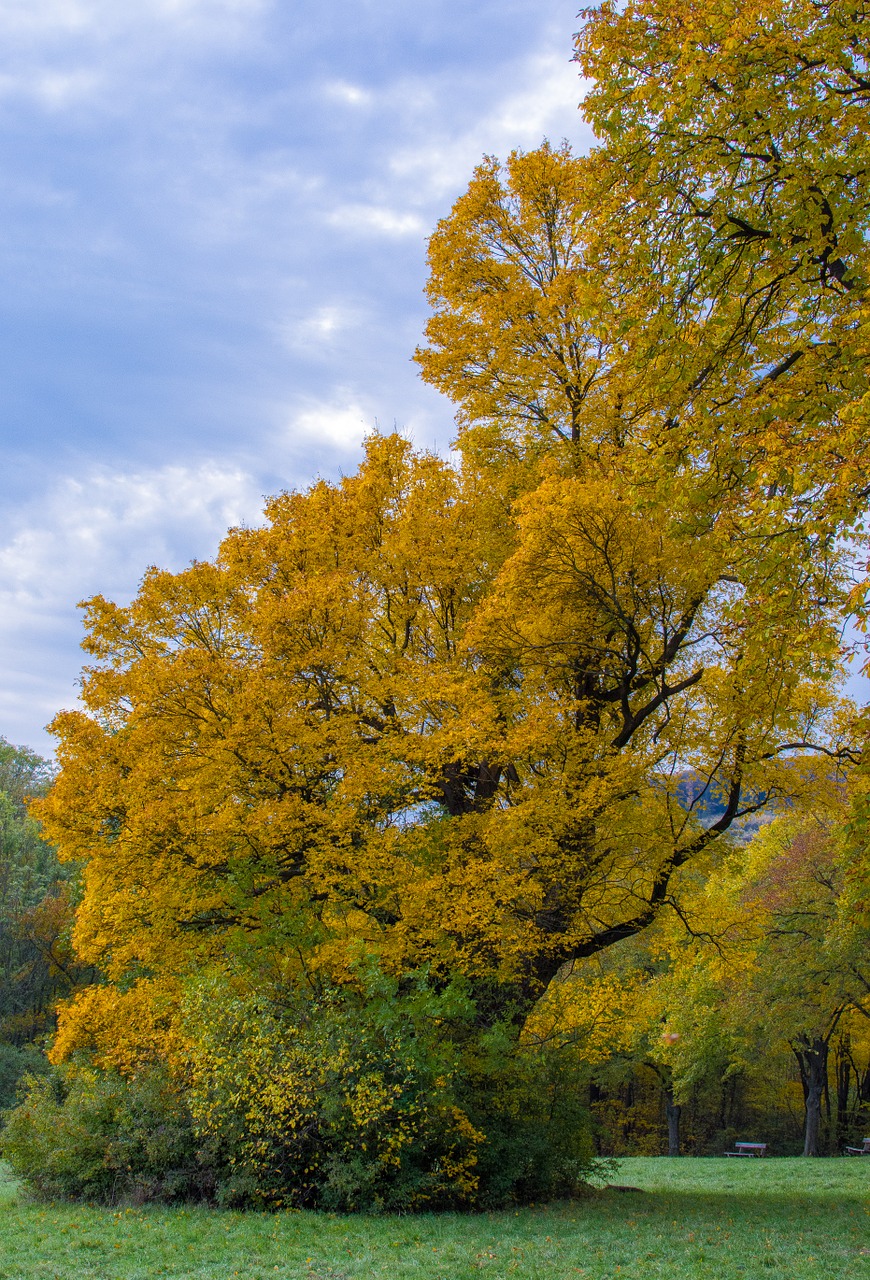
left=0, top=0, right=590, bottom=752
left=0, top=460, right=264, bottom=744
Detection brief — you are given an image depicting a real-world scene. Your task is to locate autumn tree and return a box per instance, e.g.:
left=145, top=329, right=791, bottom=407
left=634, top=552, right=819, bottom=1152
left=629, top=814, right=870, bottom=1156
left=22, top=0, right=868, bottom=1201
left=526, top=828, right=776, bottom=1159
left=699, top=815, right=870, bottom=1155
left=0, top=738, right=86, bottom=1108
left=39, top=435, right=850, bottom=1061
left=538, top=798, right=870, bottom=1157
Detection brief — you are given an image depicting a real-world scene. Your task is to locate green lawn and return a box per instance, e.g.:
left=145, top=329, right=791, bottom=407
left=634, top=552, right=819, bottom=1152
left=0, top=1157, right=867, bottom=1279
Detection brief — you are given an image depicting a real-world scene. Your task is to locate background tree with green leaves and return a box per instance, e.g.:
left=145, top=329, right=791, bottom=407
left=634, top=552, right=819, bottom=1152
left=0, top=738, right=89, bottom=1108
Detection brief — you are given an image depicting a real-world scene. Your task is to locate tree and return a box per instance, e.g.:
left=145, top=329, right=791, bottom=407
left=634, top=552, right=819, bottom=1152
left=33, top=0, right=867, bottom=1198
left=39, top=434, right=849, bottom=1071
left=0, top=739, right=79, bottom=1047
left=0, top=737, right=87, bottom=1108
left=647, top=814, right=870, bottom=1156
left=526, top=852, right=761, bottom=1159
left=747, top=823, right=855, bottom=1156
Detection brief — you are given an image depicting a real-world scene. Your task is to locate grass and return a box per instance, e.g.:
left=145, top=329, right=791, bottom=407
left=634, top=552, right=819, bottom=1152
left=0, top=1157, right=867, bottom=1279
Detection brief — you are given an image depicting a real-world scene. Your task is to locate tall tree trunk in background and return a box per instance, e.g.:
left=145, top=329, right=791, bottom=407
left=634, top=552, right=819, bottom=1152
left=793, top=1036, right=829, bottom=1156
left=858, top=1055, right=870, bottom=1108
left=664, top=1085, right=681, bottom=1157
left=835, top=1036, right=852, bottom=1149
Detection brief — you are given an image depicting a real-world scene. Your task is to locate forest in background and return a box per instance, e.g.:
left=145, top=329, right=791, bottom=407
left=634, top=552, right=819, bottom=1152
left=2, top=0, right=870, bottom=1208
left=0, top=740, right=89, bottom=1105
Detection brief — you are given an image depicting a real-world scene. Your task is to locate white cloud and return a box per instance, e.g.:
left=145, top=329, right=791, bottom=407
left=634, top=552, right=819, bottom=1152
left=0, top=67, right=105, bottom=108
left=280, top=303, right=365, bottom=355
left=286, top=393, right=375, bottom=451
left=322, top=80, right=373, bottom=108
left=486, top=50, right=587, bottom=144
left=0, top=1, right=108, bottom=36
left=0, top=461, right=263, bottom=624
left=0, top=0, right=265, bottom=39
left=326, top=204, right=426, bottom=238
left=388, top=50, right=592, bottom=205
left=0, top=0, right=268, bottom=115
left=0, top=461, right=267, bottom=750
left=305, top=306, right=353, bottom=338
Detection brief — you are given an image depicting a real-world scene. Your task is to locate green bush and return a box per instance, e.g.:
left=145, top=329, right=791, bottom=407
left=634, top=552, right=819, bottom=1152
left=1, top=966, right=598, bottom=1210
left=460, top=1023, right=597, bottom=1208
left=185, top=965, right=597, bottom=1211
left=184, top=968, right=487, bottom=1211
left=1, top=1064, right=214, bottom=1204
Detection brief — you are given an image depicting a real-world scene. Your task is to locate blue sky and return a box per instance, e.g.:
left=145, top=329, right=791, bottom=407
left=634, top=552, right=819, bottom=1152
left=0, top=0, right=592, bottom=755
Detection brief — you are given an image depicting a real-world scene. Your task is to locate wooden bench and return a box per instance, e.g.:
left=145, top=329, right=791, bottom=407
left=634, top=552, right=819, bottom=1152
left=725, top=1142, right=768, bottom=1157
left=844, top=1138, right=870, bottom=1156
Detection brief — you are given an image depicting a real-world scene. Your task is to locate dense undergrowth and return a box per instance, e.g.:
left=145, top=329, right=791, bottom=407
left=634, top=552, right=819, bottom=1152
left=1, top=970, right=596, bottom=1211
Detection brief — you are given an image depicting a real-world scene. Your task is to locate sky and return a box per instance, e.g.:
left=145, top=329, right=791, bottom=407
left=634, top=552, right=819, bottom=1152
left=0, top=0, right=593, bottom=755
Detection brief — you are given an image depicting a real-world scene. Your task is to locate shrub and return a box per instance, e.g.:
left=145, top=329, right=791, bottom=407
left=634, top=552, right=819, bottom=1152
left=184, top=968, right=485, bottom=1211
left=185, top=965, right=597, bottom=1211
left=460, top=1023, right=597, bottom=1208
left=1, top=1063, right=213, bottom=1204
left=2, top=965, right=599, bottom=1210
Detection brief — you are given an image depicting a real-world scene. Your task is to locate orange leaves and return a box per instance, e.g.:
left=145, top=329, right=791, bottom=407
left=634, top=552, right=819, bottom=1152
left=40, top=5, right=868, bottom=1036
left=39, top=417, right=857, bottom=1082
left=50, top=977, right=189, bottom=1075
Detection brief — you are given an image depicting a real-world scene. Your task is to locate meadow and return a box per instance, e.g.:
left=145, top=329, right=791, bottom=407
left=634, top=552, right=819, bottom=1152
left=0, top=1156, right=867, bottom=1280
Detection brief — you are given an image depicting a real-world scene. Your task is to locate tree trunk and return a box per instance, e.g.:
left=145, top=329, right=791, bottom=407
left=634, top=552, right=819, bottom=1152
left=835, top=1036, right=852, bottom=1149
left=793, top=1036, right=829, bottom=1156
left=665, top=1086, right=681, bottom=1157
left=858, top=1057, right=870, bottom=1107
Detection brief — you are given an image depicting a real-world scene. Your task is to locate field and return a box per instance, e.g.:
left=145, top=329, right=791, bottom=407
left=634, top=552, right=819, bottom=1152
left=0, top=1157, right=867, bottom=1280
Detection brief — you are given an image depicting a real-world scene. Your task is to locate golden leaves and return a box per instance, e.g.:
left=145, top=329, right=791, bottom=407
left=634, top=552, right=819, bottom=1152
left=40, top=4, right=867, bottom=1076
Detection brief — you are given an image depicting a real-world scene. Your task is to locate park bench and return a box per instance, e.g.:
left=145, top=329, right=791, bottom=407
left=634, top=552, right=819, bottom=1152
left=844, top=1137, right=870, bottom=1156
left=725, top=1142, right=768, bottom=1157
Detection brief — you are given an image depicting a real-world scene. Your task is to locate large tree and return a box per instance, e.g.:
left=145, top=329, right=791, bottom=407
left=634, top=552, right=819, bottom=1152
left=42, top=435, right=848, bottom=1065
left=43, top=0, right=863, bottom=1073
left=669, top=815, right=870, bottom=1156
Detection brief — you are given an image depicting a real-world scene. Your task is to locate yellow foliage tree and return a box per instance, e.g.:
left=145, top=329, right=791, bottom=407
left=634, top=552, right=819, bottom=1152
left=555, top=809, right=870, bottom=1156
left=39, top=0, right=866, bottom=1091
left=39, top=433, right=852, bottom=1066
